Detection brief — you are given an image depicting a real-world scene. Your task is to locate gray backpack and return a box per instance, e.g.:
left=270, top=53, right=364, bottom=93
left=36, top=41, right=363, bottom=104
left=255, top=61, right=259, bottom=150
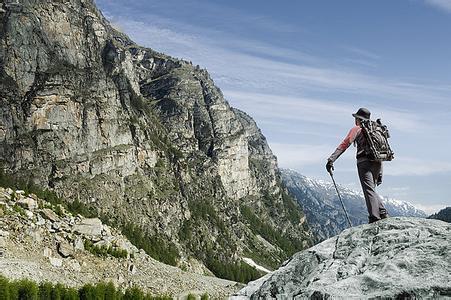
left=360, top=119, right=394, bottom=161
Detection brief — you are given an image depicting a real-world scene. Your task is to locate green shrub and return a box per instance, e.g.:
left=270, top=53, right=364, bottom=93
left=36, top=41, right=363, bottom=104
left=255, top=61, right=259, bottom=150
left=186, top=294, right=196, bottom=300
left=83, top=240, right=128, bottom=259
left=121, top=223, right=179, bottom=266
left=0, top=275, right=10, bottom=300
left=16, top=278, right=38, bottom=300
left=124, top=286, right=144, bottom=300
left=200, top=293, right=209, bottom=300
left=38, top=282, right=53, bottom=300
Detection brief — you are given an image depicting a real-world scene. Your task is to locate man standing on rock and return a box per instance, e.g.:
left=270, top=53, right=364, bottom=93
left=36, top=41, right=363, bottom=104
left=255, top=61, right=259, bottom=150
left=326, top=108, right=387, bottom=223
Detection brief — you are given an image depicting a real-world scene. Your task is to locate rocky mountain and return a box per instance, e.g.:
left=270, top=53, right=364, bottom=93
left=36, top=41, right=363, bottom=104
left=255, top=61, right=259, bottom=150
left=428, top=207, right=451, bottom=223
left=232, top=217, right=451, bottom=299
left=0, top=186, right=241, bottom=298
left=0, top=0, right=311, bottom=280
left=281, top=169, right=426, bottom=242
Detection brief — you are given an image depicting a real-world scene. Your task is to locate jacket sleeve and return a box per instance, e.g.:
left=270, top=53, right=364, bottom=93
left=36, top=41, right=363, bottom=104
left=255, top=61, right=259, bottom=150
left=328, top=126, right=361, bottom=162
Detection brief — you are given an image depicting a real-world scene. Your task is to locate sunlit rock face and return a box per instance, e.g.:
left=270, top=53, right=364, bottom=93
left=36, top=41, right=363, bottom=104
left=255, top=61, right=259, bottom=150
left=0, top=0, right=311, bottom=272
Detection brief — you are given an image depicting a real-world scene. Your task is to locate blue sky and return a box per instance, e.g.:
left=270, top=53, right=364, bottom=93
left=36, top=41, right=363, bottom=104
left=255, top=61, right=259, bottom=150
left=95, top=0, right=451, bottom=214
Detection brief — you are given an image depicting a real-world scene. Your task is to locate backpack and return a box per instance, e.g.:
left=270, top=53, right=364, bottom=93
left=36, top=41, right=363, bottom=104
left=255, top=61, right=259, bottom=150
left=360, top=118, right=394, bottom=161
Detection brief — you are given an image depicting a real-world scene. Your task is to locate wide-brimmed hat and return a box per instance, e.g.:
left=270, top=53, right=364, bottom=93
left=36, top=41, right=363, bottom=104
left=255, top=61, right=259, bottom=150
left=352, top=107, right=371, bottom=120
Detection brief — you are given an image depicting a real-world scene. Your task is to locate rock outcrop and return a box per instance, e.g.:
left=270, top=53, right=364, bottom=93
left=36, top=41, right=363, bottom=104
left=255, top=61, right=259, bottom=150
left=0, top=0, right=311, bottom=275
left=233, top=217, right=451, bottom=299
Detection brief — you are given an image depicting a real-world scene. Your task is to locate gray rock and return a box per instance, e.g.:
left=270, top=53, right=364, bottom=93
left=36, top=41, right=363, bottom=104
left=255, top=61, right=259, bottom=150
left=49, top=257, right=63, bottom=268
left=40, top=208, right=60, bottom=223
left=0, top=0, right=311, bottom=272
left=17, top=197, right=38, bottom=210
left=74, top=237, right=85, bottom=251
left=73, top=218, right=103, bottom=237
left=24, top=209, right=34, bottom=219
left=43, top=247, right=52, bottom=258
left=57, top=241, right=74, bottom=258
left=0, top=230, right=9, bottom=237
left=234, top=217, right=451, bottom=299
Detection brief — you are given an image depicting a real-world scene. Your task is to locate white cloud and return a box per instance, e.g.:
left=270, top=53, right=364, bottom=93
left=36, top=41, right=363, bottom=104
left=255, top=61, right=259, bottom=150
left=424, top=0, right=451, bottom=13
left=269, top=143, right=331, bottom=168
left=384, top=157, right=451, bottom=176
left=411, top=203, right=449, bottom=215
left=103, top=13, right=451, bottom=108
left=224, top=90, right=425, bottom=133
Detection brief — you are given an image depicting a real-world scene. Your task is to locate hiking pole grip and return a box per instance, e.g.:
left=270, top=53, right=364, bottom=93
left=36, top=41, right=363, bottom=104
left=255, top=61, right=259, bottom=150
left=329, top=172, right=353, bottom=228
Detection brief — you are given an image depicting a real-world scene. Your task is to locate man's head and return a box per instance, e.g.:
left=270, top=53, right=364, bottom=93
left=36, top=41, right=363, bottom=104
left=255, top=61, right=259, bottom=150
left=352, top=108, right=371, bottom=121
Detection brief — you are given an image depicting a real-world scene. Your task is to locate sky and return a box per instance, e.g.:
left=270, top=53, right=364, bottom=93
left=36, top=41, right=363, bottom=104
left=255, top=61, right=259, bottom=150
left=95, top=0, right=451, bottom=214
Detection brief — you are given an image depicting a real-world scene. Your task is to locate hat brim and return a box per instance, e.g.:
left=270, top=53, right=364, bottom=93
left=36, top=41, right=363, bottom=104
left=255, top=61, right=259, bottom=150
left=352, top=113, right=369, bottom=120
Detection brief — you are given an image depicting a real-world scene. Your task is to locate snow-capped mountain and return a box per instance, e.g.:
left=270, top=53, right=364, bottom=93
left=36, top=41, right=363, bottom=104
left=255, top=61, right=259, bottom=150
left=281, top=169, right=427, bottom=243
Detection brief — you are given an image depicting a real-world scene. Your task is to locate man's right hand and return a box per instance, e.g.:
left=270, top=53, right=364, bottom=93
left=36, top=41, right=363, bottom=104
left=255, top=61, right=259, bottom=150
left=326, top=160, right=334, bottom=174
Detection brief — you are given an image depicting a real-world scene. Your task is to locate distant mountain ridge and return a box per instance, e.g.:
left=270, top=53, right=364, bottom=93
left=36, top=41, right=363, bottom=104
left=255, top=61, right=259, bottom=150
left=281, top=169, right=427, bottom=242
left=428, top=207, right=451, bottom=223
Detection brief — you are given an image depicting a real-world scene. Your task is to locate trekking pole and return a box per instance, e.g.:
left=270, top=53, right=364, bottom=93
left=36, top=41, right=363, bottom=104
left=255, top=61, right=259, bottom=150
left=328, top=171, right=353, bottom=228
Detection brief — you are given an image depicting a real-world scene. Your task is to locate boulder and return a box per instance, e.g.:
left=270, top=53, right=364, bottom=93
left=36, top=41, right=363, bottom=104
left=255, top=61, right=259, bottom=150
left=73, top=218, right=103, bottom=236
left=233, top=217, right=451, bottom=299
left=57, top=241, right=74, bottom=258
left=40, top=208, right=60, bottom=222
left=74, top=237, right=85, bottom=251
left=17, top=197, right=37, bottom=210
left=43, top=247, right=52, bottom=257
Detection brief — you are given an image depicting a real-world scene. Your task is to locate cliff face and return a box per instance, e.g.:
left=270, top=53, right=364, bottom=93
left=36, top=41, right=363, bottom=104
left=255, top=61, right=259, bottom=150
left=0, top=0, right=311, bottom=275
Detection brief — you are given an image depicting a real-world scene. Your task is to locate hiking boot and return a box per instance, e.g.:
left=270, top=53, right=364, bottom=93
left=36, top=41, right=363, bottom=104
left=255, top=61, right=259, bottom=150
left=368, top=216, right=380, bottom=224
left=380, top=213, right=388, bottom=219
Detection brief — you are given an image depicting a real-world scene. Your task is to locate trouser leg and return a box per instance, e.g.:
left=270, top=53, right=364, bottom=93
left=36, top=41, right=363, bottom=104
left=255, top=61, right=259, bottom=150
left=358, top=161, right=386, bottom=222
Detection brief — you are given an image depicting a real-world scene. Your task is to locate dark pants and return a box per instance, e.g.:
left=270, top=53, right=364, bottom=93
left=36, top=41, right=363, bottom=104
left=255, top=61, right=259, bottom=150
left=357, top=160, right=387, bottom=222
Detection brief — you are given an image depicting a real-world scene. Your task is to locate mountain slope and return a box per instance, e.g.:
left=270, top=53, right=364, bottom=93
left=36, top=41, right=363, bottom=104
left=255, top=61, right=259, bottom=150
left=233, top=217, right=451, bottom=299
left=281, top=169, right=426, bottom=242
left=0, top=186, right=241, bottom=298
left=428, top=207, right=451, bottom=223
left=0, top=0, right=311, bottom=279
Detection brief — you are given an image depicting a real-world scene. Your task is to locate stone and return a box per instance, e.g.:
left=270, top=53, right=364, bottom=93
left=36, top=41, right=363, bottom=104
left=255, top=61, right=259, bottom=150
left=73, top=218, right=103, bottom=236
left=128, top=264, right=137, bottom=275
left=0, top=207, right=3, bottom=217
left=36, top=215, right=46, bottom=226
left=74, top=237, right=85, bottom=251
left=234, top=217, right=451, bottom=299
left=94, top=240, right=111, bottom=249
left=24, top=209, right=34, bottom=219
left=17, top=197, right=38, bottom=210
left=40, top=208, right=60, bottom=222
left=102, top=225, right=112, bottom=237
left=15, top=190, right=25, bottom=195
left=58, top=241, right=74, bottom=258
left=49, top=257, right=63, bottom=267
left=43, top=247, right=52, bottom=257
left=5, top=188, right=14, bottom=195
left=0, top=230, right=9, bottom=237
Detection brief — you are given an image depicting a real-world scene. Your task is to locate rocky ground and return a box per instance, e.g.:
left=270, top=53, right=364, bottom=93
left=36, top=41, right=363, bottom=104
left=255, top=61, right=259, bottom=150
left=0, top=187, right=242, bottom=299
left=232, top=217, right=451, bottom=299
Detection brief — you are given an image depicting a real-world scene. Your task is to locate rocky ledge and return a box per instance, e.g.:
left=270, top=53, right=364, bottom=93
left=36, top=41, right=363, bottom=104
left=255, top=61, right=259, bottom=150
left=232, top=217, right=451, bottom=299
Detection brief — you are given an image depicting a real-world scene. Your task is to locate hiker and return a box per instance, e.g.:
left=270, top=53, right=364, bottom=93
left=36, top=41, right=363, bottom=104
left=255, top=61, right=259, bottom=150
left=326, top=108, right=388, bottom=224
